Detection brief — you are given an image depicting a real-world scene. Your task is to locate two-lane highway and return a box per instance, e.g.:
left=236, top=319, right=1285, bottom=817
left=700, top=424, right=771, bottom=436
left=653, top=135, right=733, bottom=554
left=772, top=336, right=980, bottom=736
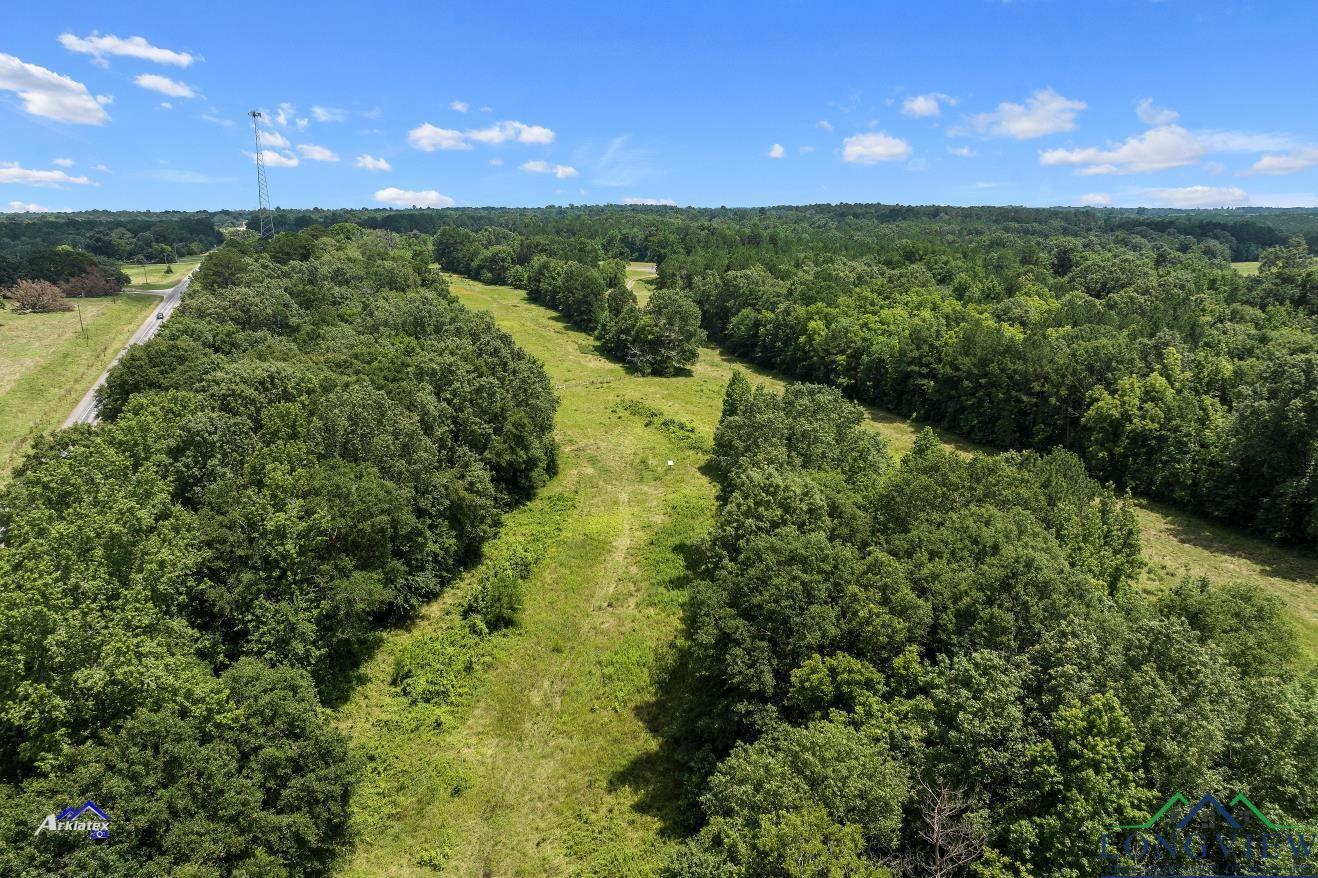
left=63, top=266, right=198, bottom=427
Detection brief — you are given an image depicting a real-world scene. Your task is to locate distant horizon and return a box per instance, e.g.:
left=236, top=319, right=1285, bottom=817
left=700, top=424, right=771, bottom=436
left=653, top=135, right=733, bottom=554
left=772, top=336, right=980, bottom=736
left=7, top=201, right=1318, bottom=217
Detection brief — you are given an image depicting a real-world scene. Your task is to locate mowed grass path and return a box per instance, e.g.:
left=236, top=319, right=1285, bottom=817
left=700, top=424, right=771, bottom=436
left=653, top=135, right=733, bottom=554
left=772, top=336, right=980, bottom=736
left=625, top=261, right=657, bottom=305
left=0, top=294, right=158, bottom=477
left=339, top=272, right=1318, bottom=877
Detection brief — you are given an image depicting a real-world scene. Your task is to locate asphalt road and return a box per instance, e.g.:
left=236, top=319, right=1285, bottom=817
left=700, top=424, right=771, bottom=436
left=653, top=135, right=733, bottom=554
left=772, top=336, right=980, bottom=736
left=63, top=267, right=198, bottom=427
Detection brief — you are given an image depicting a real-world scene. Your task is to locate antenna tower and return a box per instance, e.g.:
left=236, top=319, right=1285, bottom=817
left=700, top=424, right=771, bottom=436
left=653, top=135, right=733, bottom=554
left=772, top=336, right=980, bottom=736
left=248, top=110, right=275, bottom=238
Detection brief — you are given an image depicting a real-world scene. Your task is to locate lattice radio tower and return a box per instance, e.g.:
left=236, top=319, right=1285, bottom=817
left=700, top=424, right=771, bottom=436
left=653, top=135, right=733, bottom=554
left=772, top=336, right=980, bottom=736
left=248, top=110, right=275, bottom=239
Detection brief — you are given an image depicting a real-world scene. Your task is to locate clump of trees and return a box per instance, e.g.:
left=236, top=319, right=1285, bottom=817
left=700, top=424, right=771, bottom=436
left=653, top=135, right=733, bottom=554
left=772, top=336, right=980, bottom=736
left=0, top=246, right=128, bottom=312
left=662, top=374, right=1317, bottom=878
left=0, top=225, right=557, bottom=875
left=432, top=227, right=705, bottom=376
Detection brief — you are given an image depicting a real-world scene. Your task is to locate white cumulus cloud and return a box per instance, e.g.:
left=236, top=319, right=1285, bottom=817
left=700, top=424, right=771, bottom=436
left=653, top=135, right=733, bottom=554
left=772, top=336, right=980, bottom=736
left=842, top=132, right=912, bottom=164
left=374, top=187, right=455, bottom=208
left=622, top=197, right=677, bottom=205
left=259, top=129, right=291, bottom=149
left=1248, top=147, right=1318, bottom=175
left=408, top=123, right=472, bottom=151
left=311, top=105, right=345, bottom=122
left=0, top=53, right=109, bottom=124
left=53, top=157, right=74, bottom=167
left=1145, top=185, right=1248, bottom=208
left=450, top=100, right=468, bottom=112
left=466, top=120, right=555, bottom=145
left=1078, top=193, right=1112, bottom=207
left=1039, top=125, right=1204, bottom=174
left=355, top=154, right=392, bottom=172
left=249, top=150, right=298, bottom=168
left=1136, top=98, right=1179, bottom=126
left=135, top=74, right=195, bottom=98
left=948, top=146, right=976, bottom=158
left=273, top=102, right=296, bottom=126
left=0, top=161, right=92, bottom=187
left=4, top=200, right=51, bottom=212
left=969, top=88, right=1086, bottom=139
left=297, top=143, right=339, bottom=162
left=768, top=143, right=785, bottom=159
left=902, top=93, right=956, bottom=118
left=409, top=120, right=556, bottom=151
left=58, top=32, right=195, bottom=67
left=816, top=120, right=833, bottom=132
left=520, top=160, right=578, bottom=178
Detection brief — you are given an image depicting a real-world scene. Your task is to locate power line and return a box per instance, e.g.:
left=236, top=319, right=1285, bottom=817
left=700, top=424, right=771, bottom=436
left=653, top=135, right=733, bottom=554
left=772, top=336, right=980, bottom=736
left=248, top=110, right=275, bottom=239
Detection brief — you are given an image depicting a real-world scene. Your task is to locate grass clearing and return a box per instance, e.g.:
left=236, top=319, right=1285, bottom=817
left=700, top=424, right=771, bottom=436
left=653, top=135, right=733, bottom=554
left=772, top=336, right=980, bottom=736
left=118, top=254, right=204, bottom=289
left=338, top=275, right=716, bottom=877
left=338, top=272, right=1318, bottom=875
left=1232, top=261, right=1261, bottom=276
left=0, top=293, right=158, bottom=477
left=626, top=261, right=657, bottom=305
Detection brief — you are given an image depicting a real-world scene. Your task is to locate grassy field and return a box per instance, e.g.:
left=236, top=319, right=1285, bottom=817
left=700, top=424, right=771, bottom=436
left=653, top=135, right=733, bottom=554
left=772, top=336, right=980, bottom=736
left=0, top=293, right=158, bottom=477
left=338, top=272, right=1318, bottom=876
left=118, top=254, right=204, bottom=290
left=338, top=274, right=721, bottom=876
left=626, top=261, right=656, bottom=305
left=1232, top=260, right=1261, bottom=276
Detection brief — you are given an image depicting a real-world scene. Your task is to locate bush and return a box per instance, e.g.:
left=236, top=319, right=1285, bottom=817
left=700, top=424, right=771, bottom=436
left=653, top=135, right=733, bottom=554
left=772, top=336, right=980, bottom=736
left=462, top=546, right=535, bottom=631
left=5, top=279, right=72, bottom=313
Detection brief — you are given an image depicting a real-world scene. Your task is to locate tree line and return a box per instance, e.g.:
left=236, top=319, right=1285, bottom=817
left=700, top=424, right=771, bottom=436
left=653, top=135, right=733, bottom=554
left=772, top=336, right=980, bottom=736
left=0, top=212, right=224, bottom=264
left=0, top=224, right=558, bottom=875
left=0, top=246, right=131, bottom=312
left=261, top=204, right=1318, bottom=549
left=659, top=375, right=1315, bottom=878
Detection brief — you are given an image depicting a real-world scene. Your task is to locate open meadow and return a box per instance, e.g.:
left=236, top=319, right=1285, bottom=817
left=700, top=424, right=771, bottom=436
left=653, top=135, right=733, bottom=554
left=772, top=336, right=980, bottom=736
left=116, top=254, right=204, bottom=290
left=0, top=293, right=157, bottom=477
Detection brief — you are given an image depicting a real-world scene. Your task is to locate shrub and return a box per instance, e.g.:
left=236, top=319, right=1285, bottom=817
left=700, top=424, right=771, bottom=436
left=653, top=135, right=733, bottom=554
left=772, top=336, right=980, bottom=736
left=6, top=279, right=72, bottom=313
left=463, top=546, right=535, bottom=631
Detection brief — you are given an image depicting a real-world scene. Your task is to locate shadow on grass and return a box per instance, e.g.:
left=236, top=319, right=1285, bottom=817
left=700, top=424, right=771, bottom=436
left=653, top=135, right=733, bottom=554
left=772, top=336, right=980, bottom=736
left=608, top=539, right=712, bottom=841
left=608, top=637, right=704, bottom=841
left=702, top=346, right=983, bottom=456
left=1142, top=497, right=1318, bottom=585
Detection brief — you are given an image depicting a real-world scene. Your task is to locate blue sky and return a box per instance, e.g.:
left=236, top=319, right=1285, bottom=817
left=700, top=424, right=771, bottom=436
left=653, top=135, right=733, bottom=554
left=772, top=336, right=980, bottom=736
left=4, top=0, right=1318, bottom=212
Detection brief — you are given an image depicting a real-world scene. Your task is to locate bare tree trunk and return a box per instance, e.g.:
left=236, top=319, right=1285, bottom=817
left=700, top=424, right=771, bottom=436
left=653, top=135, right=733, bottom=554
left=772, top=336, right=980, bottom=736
left=917, top=780, right=985, bottom=878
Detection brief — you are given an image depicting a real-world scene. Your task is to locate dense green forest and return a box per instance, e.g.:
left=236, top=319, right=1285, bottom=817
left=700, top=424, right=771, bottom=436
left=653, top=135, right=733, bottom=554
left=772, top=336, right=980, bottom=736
left=662, top=377, right=1315, bottom=877
left=261, top=204, right=1318, bottom=550
left=0, top=211, right=226, bottom=265
left=0, top=226, right=557, bottom=875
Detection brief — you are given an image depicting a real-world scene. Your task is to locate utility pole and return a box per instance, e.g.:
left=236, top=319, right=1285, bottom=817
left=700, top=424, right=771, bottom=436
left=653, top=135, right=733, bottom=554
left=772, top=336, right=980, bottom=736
left=248, top=110, right=275, bottom=239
